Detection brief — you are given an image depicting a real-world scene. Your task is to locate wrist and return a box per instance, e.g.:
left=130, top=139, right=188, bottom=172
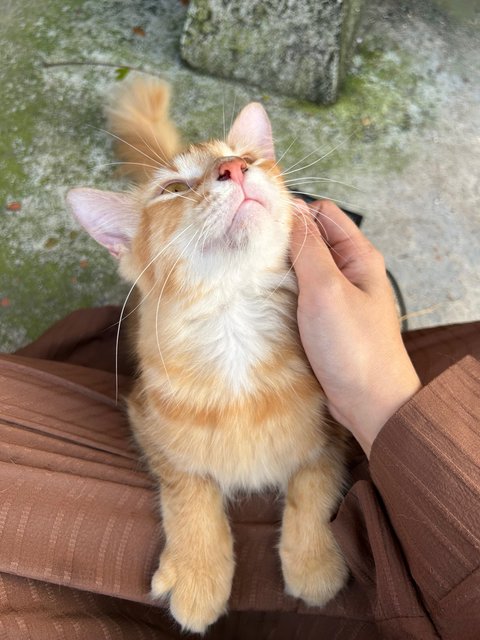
left=342, top=368, right=422, bottom=458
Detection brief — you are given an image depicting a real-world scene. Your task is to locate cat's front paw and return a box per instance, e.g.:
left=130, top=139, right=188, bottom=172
left=151, top=545, right=234, bottom=634
left=280, top=529, right=348, bottom=607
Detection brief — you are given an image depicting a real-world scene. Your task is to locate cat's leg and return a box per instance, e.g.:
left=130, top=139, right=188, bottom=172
left=279, top=446, right=348, bottom=607
left=151, top=461, right=234, bottom=633
left=128, top=384, right=234, bottom=632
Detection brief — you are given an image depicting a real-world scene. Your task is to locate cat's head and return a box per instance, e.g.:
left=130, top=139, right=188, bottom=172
left=67, top=101, right=294, bottom=290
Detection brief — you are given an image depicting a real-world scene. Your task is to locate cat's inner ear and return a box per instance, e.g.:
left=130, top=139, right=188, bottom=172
left=227, top=102, right=275, bottom=160
left=67, top=188, right=139, bottom=258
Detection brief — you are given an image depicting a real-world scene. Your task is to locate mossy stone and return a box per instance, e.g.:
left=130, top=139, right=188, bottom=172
left=181, top=0, right=365, bottom=104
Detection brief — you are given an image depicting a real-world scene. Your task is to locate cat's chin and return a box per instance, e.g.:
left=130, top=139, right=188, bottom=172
left=227, top=199, right=265, bottom=235
left=202, top=200, right=267, bottom=253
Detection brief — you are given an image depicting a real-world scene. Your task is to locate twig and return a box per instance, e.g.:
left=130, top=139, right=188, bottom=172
left=41, top=59, right=157, bottom=76
left=400, top=303, right=442, bottom=323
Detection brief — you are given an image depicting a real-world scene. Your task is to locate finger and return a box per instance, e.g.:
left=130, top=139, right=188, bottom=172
left=309, top=200, right=366, bottom=249
left=290, top=200, right=343, bottom=288
left=310, top=200, right=387, bottom=291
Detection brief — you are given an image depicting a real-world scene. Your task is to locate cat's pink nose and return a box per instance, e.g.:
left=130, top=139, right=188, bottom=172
left=217, top=157, right=248, bottom=184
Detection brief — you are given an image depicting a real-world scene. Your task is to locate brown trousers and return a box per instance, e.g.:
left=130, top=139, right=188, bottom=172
left=0, top=308, right=479, bottom=639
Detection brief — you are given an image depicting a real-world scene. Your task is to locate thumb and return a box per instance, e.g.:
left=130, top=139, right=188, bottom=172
left=290, top=200, right=341, bottom=288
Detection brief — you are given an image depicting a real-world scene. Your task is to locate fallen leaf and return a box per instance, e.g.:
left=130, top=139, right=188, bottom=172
left=132, top=26, right=145, bottom=37
left=79, top=259, right=89, bottom=269
left=1, top=298, right=10, bottom=308
left=115, top=67, right=130, bottom=81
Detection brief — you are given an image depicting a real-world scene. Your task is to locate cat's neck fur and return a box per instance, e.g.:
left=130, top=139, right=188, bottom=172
left=135, top=263, right=299, bottom=399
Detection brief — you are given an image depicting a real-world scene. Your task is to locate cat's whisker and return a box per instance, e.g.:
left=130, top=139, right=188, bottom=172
left=280, top=131, right=357, bottom=178
left=291, top=201, right=358, bottom=262
left=291, top=204, right=331, bottom=246
left=275, top=138, right=298, bottom=165
left=134, top=127, right=168, bottom=167
left=280, top=131, right=355, bottom=175
left=185, top=189, right=206, bottom=206
left=90, top=125, right=164, bottom=168
left=267, top=137, right=298, bottom=176
left=142, top=131, right=171, bottom=167
left=146, top=124, right=177, bottom=167
left=290, top=206, right=338, bottom=259
left=290, top=203, right=339, bottom=255
left=170, top=192, right=198, bottom=203
left=200, top=219, right=217, bottom=255
left=185, top=182, right=209, bottom=205
left=283, top=177, right=363, bottom=192
left=189, top=215, right=211, bottom=258
left=151, top=189, right=198, bottom=204
left=116, top=222, right=198, bottom=325
left=200, top=232, right=209, bottom=255
left=154, top=230, right=202, bottom=391
left=114, top=223, right=197, bottom=402
left=264, top=204, right=311, bottom=301
left=303, top=210, right=331, bottom=249
left=222, top=87, right=226, bottom=140
left=289, top=190, right=361, bottom=213
left=312, top=207, right=358, bottom=254
left=281, top=146, right=321, bottom=176
left=290, top=203, right=353, bottom=268
left=99, top=160, right=163, bottom=172
left=194, top=217, right=212, bottom=256
left=229, top=92, right=238, bottom=132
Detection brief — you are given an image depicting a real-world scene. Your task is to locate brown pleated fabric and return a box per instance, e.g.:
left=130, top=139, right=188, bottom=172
left=0, top=308, right=479, bottom=639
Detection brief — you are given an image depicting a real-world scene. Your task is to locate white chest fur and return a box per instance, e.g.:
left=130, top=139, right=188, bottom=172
left=155, top=272, right=296, bottom=397
left=185, top=294, right=283, bottom=394
left=138, top=277, right=324, bottom=494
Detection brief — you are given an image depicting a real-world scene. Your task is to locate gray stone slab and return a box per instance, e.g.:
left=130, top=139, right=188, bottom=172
left=181, top=0, right=364, bottom=104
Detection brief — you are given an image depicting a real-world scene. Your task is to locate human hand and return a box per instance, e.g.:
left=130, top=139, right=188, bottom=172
left=290, top=199, right=421, bottom=457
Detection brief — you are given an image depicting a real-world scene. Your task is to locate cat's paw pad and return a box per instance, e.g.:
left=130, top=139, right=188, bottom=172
left=151, top=549, right=234, bottom=634
left=281, top=538, right=348, bottom=607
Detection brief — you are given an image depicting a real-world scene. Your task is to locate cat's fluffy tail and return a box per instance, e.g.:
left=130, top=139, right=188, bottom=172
left=106, top=76, right=180, bottom=182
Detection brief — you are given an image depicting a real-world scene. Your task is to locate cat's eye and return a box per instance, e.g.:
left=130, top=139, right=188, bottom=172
left=161, top=181, right=190, bottom=195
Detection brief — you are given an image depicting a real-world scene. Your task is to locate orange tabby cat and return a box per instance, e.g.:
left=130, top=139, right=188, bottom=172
left=68, top=77, right=348, bottom=633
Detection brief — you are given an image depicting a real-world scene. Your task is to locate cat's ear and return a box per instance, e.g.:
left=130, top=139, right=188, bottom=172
left=67, top=188, right=139, bottom=258
left=227, top=102, right=275, bottom=160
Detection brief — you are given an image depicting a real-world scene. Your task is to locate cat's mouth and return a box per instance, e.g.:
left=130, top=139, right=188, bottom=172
left=227, top=196, right=266, bottom=237
left=240, top=197, right=262, bottom=207
left=203, top=180, right=271, bottom=251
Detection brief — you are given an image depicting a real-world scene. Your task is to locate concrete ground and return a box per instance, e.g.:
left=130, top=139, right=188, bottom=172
left=1, top=0, right=479, bottom=351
